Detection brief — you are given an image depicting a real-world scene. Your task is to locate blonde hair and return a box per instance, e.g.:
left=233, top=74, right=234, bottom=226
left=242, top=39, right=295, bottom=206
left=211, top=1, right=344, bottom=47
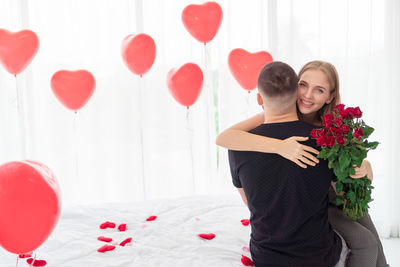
left=297, top=60, right=341, bottom=123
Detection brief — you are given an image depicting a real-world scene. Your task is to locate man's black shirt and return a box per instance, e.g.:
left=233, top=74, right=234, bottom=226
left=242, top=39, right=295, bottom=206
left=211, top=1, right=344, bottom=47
left=228, top=120, right=342, bottom=267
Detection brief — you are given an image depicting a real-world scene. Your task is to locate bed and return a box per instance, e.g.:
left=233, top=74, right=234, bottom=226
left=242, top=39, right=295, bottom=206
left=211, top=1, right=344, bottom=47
left=0, top=194, right=252, bottom=267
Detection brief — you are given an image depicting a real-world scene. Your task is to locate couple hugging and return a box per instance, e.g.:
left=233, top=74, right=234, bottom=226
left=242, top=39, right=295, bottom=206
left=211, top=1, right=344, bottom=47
left=217, top=61, right=389, bottom=267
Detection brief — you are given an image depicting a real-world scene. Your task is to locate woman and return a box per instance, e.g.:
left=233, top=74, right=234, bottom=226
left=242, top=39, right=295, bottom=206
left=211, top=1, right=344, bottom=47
left=216, top=61, right=388, bottom=267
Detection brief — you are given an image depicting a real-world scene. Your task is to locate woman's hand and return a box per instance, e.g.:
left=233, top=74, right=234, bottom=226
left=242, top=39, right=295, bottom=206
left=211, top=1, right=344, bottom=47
left=349, top=160, right=373, bottom=181
left=277, top=136, right=320, bottom=168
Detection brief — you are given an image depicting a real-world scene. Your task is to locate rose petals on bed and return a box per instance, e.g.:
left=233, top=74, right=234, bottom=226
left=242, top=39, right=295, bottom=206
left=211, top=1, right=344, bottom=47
left=241, top=219, right=250, bottom=226
left=97, top=236, right=113, bottom=242
left=241, top=255, right=254, bottom=266
left=198, top=233, right=216, bottom=240
left=146, top=215, right=157, bottom=221
left=19, top=253, right=32, bottom=258
left=99, top=221, right=116, bottom=229
left=26, top=258, right=47, bottom=266
left=120, top=237, right=133, bottom=246
left=97, top=244, right=116, bottom=253
left=118, top=223, right=127, bottom=231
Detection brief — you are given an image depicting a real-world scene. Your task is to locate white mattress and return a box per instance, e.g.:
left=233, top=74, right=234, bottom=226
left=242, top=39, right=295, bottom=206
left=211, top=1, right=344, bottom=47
left=0, top=194, right=252, bottom=267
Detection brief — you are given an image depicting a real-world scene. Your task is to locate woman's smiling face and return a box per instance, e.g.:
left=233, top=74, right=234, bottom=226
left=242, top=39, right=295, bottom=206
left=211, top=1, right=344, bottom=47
left=297, top=69, right=334, bottom=115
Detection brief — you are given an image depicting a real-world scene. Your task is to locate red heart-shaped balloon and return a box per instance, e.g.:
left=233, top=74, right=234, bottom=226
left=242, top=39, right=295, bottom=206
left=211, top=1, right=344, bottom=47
left=0, top=161, right=61, bottom=254
left=0, top=29, right=39, bottom=75
left=182, top=2, right=223, bottom=44
left=228, top=48, right=273, bottom=91
left=167, top=63, right=203, bottom=108
left=121, top=33, right=156, bottom=77
left=50, top=70, right=95, bottom=111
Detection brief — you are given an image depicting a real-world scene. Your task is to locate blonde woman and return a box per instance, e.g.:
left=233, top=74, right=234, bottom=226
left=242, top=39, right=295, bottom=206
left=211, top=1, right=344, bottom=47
left=217, top=61, right=388, bottom=267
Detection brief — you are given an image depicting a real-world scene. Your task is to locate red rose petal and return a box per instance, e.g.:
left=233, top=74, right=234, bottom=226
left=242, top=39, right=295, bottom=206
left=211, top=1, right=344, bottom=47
left=146, top=215, right=157, bottom=221
left=19, top=253, right=32, bottom=258
left=241, top=255, right=254, bottom=266
left=118, top=224, right=127, bottom=231
left=97, top=244, right=116, bottom=253
left=100, top=221, right=116, bottom=229
left=97, top=236, right=113, bottom=242
left=33, top=260, right=47, bottom=267
left=198, top=233, right=216, bottom=240
left=241, top=219, right=250, bottom=226
left=120, top=237, right=133, bottom=246
left=100, top=221, right=109, bottom=229
left=26, top=259, right=47, bottom=266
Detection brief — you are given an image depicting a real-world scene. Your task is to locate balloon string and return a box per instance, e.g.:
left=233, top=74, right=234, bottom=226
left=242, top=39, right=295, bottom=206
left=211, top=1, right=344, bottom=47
left=137, top=77, right=146, bottom=200
left=185, top=109, right=195, bottom=194
left=73, top=113, right=79, bottom=197
left=203, top=43, right=214, bottom=180
left=29, top=253, right=36, bottom=267
left=15, top=75, right=26, bottom=158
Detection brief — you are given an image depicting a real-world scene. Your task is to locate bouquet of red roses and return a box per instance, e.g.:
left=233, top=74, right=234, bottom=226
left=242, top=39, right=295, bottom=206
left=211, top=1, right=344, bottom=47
left=311, top=104, right=379, bottom=220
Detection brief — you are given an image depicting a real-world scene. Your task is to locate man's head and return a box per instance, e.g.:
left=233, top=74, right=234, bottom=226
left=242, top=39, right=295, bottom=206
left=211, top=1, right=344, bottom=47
left=257, top=61, right=298, bottom=114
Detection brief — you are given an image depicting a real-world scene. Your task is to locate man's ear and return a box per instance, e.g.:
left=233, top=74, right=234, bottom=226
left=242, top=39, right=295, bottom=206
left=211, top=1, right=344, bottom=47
left=257, top=93, right=264, bottom=106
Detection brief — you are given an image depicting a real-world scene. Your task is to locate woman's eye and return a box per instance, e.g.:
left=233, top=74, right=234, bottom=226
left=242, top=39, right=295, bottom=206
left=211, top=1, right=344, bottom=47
left=299, top=83, right=306, bottom=87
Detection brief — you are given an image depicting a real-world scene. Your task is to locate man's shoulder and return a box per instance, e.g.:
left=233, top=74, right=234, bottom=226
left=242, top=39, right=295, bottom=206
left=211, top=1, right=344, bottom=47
left=249, top=120, right=315, bottom=135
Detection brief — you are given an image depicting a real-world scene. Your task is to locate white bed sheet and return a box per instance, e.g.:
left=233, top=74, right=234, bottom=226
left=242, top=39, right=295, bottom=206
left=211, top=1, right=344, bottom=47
left=0, top=194, right=252, bottom=267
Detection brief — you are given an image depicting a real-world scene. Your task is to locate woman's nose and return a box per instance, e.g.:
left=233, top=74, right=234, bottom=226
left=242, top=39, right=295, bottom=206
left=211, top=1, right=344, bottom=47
left=303, top=88, right=313, bottom=98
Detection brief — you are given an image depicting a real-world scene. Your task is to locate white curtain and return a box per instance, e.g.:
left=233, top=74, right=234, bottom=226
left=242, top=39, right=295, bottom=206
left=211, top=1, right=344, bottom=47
left=0, top=0, right=399, bottom=237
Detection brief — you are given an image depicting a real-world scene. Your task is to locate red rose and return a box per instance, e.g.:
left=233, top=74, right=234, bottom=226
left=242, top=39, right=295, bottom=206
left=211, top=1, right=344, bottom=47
left=353, top=128, right=364, bottom=140
left=339, top=108, right=352, bottom=119
left=323, top=114, right=334, bottom=128
left=340, top=125, right=350, bottom=134
left=311, top=129, right=319, bottom=138
left=334, top=104, right=345, bottom=112
left=326, top=136, right=336, bottom=147
left=336, top=136, right=346, bottom=145
left=333, top=117, right=344, bottom=127
left=330, top=127, right=342, bottom=137
left=316, top=136, right=327, bottom=147
left=351, top=106, right=362, bottom=118
left=311, top=129, right=325, bottom=138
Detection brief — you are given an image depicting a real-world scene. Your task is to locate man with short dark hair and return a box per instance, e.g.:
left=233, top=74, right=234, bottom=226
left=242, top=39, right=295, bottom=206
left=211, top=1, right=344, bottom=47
left=228, top=62, right=345, bottom=266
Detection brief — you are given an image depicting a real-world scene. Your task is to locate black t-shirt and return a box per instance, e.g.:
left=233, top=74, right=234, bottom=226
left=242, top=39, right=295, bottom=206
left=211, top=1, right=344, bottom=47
left=228, top=120, right=342, bottom=267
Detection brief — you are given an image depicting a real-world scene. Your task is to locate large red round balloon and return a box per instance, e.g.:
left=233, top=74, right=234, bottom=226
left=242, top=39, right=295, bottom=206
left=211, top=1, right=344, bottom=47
left=182, top=2, right=223, bottom=44
left=167, top=63, right=203, bottom=108
left=0, top=161, right=61, bottom=254
left=51, top=70, right=95, bottom=111
left=0, top=29, right=39, bottom=75
left=228, top=48, right=273, bottom=91
left=121, top=33, right=156, bottom=77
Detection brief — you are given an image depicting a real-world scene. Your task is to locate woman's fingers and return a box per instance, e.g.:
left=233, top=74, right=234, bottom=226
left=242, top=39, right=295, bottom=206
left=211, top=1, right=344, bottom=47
left=293, top=159, right=307, bottom=168
left=299, top=155, right=316, bottom=166
left=301, top=151, right=319, bottom=164
left=302, top=145, right=320, bottom=156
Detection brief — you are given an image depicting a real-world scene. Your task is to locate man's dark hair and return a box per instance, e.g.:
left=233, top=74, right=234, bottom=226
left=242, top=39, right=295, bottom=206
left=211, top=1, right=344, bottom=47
left=257, top=61, right=298, bottom=97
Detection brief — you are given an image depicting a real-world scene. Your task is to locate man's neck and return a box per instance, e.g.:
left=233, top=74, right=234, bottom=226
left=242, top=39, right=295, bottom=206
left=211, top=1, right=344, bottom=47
left=263, top=111, right=298, bottom=124
left=299, top=112, right=321, bottom=126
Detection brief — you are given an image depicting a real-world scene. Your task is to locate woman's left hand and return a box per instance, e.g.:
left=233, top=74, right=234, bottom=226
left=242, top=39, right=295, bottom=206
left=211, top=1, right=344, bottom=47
left=349, top=160, right=373, bottom=181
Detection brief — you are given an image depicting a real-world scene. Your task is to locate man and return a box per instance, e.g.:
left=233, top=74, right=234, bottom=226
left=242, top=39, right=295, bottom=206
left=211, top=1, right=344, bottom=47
left=228, top=62, right=346, bottom=266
